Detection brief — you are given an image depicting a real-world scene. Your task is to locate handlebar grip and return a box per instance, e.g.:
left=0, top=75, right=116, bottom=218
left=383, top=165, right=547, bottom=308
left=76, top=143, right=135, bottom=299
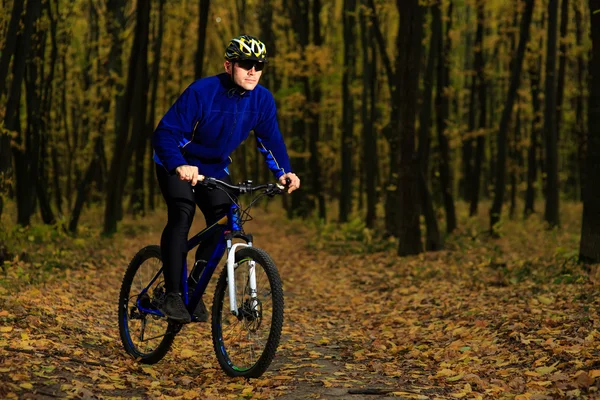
left=285, top=177, right=292, bottom=186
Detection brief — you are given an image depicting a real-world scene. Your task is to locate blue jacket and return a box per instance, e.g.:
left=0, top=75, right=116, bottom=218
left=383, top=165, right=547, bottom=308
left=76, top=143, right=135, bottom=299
left=152, top=73, right=292, bottom=179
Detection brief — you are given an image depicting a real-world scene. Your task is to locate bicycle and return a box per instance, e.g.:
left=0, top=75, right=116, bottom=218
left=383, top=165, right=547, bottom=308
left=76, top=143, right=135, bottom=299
left=118, top=177, right=288, bottom=378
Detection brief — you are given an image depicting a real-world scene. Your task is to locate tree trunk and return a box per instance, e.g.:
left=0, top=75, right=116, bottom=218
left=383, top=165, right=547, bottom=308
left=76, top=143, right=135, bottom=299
left=0, top=0, right=25, bottom=98
left=8, top=0, right=43, bottom=226
left=147, top=0, right=166, bottom=212
left=510, top=108, right=521, bottom=219
left=469, top=0, right=487, bottom=217
left=525, top=65, right=542, bottom=217
left=490, top=0, right=535, bottom=232
left=462, top=4, right=475, bottom=203
left=555, top=0, right=569, bottom=137
left=574, top=2, right=587, bottom=201
left=51, top=147, right=63, bottom=214
left=104, top=0, right=151, bottom=234
left=544, top=0, right=560, bottom=227
left=418, top=2, right=442, bottom=251
left=435, top=0, right=457, bottom=234
left=579, top=0, right=600, bottom=263
left=285, top=0, right=312, bottom=218
left=194, top=0, right=210, bottom=79
left=395, top=0, right=425, bottom=256
left=339, top=0, right=357, bottom=222
left=108, top=0, right=126, bottom=147
left=310, top=0, right=326, bottom=221
left=0, top=0, right=25, bottom=216
left=70, top=136, right=105, bottom=233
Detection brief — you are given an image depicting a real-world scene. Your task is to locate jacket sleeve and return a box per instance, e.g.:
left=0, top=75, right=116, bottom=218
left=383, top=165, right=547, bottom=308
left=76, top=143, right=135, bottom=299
left=254, top=92, right=292, bottom=179
left=152, top=86, right=201, bottom=173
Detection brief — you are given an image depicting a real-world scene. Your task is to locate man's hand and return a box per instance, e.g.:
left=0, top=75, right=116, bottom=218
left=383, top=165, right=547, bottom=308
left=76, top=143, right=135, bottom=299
left=279, top=172, right=300, bottom=193
left=176, top=165, right=201, bottom=186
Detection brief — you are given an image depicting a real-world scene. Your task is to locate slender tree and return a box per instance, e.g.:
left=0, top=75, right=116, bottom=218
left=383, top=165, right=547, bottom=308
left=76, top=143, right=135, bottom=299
left=309, top=0, right=326, bottom=221
left=0, top=0, right=25, bottom=219
left=361, top=1, right=378, bottom=229
left=579, top=0, right=600, bottom=263
left=195, top=0, right=210, bottom=79
left=419, top=2, right=443, bottom=250
left=104, top=0, right=151, bottom=234
left=395, top=0, right=425, bottom=255
left=544, top=0, right=560, bottom=227
left=555, top=0, right=569, bottom=134
left=285, top=0, right=313, bottom=218
left=339, top=0, right=357, bottom=223
left=8, top=0, right=43, bottom=226
left=147, top=0, right=166, bottom=212
left=435, top=0, right=457, bottom=233
left=524, top=11, right=546, bottom=217
left=490, top=0, right=535, bottom=232
left=574, top=1, right=587, bottom=201
left=470, top=0, right=487, bottom=217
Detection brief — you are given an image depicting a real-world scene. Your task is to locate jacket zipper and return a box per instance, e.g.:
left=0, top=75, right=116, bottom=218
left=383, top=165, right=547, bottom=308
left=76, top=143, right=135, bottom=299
left=181, top=119, right=200, bottom=149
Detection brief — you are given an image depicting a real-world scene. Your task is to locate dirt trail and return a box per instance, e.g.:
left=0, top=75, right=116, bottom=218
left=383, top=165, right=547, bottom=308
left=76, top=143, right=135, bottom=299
left=1, top=208, right=599, bottom=399
left=0, top=210, right=423, bottom=399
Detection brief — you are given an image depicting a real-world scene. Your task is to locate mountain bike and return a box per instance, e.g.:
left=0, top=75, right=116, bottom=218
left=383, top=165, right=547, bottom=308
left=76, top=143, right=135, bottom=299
left=118, top=177, right=287, bottom=378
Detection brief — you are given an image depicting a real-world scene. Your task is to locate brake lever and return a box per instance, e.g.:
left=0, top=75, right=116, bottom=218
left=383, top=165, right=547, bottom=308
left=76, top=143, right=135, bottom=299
left=265, top=183, right=285, bottom=197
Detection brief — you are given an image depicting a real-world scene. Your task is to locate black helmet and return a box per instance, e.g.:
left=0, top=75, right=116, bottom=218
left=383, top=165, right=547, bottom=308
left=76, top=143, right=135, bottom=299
left=224, top=35, right=268, bottom=63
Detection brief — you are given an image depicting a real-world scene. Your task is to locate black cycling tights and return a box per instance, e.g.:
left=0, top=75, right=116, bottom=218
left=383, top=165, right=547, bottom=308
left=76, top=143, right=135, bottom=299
left=156, top=164, right=232, bottom=294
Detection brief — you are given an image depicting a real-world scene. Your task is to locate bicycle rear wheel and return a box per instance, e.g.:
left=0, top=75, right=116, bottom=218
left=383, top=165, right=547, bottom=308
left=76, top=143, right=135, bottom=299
left=118, top=245, right=178, bottom=364
left=211, top=247, right=284, bottom=378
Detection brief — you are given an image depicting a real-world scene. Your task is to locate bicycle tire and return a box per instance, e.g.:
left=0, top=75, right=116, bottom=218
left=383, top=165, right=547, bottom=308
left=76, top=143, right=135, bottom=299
left=211, top=247, right=284, bottom=378
left=118, top=245, right=178, bottom=364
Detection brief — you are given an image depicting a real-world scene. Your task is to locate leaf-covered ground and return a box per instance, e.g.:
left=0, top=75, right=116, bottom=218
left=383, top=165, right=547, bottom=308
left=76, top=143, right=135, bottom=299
left=1, top=203, right=600, bottom=399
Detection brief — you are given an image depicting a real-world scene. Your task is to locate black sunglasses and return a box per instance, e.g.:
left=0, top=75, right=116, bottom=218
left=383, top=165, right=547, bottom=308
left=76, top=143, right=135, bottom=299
left=236, top=60, right=266, bottom=72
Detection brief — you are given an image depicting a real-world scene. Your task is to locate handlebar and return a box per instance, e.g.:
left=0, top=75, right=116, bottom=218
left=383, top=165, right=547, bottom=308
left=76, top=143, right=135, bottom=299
left=199, top=176, right=290, bottom=196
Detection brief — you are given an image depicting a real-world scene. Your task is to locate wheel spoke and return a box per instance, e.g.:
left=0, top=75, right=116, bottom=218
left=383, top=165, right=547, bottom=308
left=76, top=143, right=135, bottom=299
left=119, top=247, right=173, bottom=363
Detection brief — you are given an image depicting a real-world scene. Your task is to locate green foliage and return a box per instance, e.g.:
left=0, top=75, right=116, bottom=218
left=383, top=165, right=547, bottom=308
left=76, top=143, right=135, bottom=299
left=0, top=217, right=100, bottom=291
left=307, top=217, right=395, bottom=254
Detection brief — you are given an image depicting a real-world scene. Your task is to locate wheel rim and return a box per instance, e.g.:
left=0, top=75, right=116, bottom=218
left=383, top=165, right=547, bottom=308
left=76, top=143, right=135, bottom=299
left=217, top=258, right=274, bottom=371
left=122, top=256, right=171, bottom=357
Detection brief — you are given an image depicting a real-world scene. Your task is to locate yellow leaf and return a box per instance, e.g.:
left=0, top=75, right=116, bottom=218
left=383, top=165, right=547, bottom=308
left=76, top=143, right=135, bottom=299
left=589, top=370, right=600, bottom=379
left=227, top=383, right=245, bottom=390
left=1, top=326, right=13, bottom=333
left=537, top=296, right=553, bottom=305
left=19, top=383, right=33, bottom=390
left=183, top=389, right=200, bottom=399
left=447, top=374, right=464, bottom=382
left=98, top=383, right=115, bottom=390
left=451, top=391, right=468, bottom=398
left=436, top=368, right=455, bottom=377
left=180, top=349, right=197, bottom=358
left=535, top=366, right=556, bottom=375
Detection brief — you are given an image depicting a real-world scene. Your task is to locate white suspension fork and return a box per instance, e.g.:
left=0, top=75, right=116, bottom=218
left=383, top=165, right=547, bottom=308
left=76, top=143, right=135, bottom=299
left=226, top=242, right=254, bottom=316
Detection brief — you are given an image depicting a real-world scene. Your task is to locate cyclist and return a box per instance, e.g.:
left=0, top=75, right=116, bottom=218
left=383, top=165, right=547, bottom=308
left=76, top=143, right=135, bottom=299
left=152, top=35, right=300, bottom=324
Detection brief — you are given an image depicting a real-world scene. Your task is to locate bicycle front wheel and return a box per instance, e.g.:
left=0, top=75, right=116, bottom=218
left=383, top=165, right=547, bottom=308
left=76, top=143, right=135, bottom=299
left=118, top=245, right=178, bottom=364
left=211, top=247, right=284, bottom=378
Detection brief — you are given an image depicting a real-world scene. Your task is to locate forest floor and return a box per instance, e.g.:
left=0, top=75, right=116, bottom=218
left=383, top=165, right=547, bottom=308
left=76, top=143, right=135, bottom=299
left=1, top=201, right=600, bottom=399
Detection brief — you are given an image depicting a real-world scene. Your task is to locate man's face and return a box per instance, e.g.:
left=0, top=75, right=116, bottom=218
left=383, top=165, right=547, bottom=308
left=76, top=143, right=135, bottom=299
left=224, top=60, right=264, bottom=91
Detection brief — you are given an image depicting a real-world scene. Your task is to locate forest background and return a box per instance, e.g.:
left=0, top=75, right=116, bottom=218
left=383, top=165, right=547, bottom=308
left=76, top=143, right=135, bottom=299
left=1, top=0, right=600, bottom=398
left=0, top=0, right=599, bottom=259
left=1, top=0, right=600, bottom=259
